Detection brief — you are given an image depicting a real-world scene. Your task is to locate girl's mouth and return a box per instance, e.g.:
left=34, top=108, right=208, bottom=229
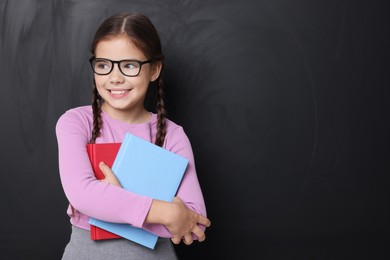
left=108, top=89, right=131, bottom=98
left=110, top=90, right=129, bottom=95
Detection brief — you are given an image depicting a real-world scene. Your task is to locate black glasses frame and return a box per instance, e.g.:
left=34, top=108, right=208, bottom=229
left=89, top=57, right=154, bottom=77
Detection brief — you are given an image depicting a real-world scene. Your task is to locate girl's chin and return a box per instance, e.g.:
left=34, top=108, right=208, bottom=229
left=102, top=100, right=140, bottom=112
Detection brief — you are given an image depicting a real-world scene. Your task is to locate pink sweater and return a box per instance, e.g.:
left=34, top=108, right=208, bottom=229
left=56, top=106, right=207, bottom=238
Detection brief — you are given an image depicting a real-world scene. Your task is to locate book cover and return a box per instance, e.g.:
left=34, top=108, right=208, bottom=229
left=86, top=142, right=122, bottom=240
left=89, top=133, right=189, bottom=249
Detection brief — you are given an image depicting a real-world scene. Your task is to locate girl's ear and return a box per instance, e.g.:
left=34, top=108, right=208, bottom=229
left=150, top=62, right=162, bottom=82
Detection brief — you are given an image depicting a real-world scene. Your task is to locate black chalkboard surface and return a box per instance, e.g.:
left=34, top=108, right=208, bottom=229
left=0, top=0, right=389, bottom=259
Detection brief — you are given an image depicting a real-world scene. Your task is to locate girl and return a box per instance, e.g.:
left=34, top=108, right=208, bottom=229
left=56, top=12, right=210, bottom=259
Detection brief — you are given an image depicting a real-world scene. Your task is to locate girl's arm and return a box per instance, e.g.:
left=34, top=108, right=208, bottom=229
left=146, top=197, right=211, bottom=245
left=56, top=111, right=153, bottom=229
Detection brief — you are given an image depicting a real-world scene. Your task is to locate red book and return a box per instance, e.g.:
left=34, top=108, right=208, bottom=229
left=86, top=143, right=122, bottom=240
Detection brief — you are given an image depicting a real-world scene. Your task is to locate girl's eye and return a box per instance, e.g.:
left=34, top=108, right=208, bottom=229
left=123, top=62, right=139, bottom=69
left=95, top=61, right=111, bottom=70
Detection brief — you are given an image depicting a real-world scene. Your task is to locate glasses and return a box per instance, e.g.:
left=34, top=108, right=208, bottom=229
left=89, top=57, right=154, bottom=77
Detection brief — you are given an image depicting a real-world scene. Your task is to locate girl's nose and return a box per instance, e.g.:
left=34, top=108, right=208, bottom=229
left=109, top=64, right=125, bottom=84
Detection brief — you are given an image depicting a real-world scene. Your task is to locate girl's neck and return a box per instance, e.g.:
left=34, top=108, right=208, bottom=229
left=101, top=102, right=150, bottom=124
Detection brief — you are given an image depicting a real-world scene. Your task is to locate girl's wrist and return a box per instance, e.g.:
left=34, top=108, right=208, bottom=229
left=145, top=199, right=172, bottom=225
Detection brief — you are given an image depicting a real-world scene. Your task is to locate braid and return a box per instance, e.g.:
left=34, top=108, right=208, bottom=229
left=91, top=86, right=103, bottom=143
left=155, top=77, right=167, bottom=147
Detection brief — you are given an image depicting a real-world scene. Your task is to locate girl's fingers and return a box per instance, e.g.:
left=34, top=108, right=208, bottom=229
left=197, top=214, right=211, bottom=228
left=183, top=233, right=193, bottom=245
left=98, top=161, right=121, bottom=187
left=99, top=161, right=111, bottom=176
left=192, top=225, right=206, bottom=242
left=171, top=236, right=181, bottom=245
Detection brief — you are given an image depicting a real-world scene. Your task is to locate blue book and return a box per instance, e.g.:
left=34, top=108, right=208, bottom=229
left=89, top=133, right=188, bottom=249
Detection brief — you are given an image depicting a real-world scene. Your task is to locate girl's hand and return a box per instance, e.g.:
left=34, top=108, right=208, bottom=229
left=165, top=197, right=211, bottom=245
left=99, top=161, right=122, bottom=188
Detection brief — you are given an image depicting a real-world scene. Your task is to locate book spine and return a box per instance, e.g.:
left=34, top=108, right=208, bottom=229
left=91, top=225, right=97, bottom=240
left=86, top=144, right=95, bottom=169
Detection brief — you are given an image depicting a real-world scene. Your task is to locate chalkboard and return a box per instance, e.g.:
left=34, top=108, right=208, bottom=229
left=0, top=0, right=389, bottom=259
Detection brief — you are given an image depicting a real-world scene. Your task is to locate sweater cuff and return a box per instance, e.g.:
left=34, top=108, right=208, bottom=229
left=130, top=196, right=154, bottom=228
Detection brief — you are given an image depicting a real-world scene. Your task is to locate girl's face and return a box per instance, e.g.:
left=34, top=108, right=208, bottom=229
left=94, top=35, right=161, bottom=122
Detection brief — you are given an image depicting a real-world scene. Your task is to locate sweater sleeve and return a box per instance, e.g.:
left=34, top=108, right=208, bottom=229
left=55, top=110, right=153, bottom=228
left=142, top=126, right=208, bottom=238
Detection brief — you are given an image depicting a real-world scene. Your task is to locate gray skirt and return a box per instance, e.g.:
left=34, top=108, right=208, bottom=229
left=62, top=226, right=178, bottom=260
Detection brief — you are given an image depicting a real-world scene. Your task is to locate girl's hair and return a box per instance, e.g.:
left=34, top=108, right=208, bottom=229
left=90, top=12, right=167, bottom=146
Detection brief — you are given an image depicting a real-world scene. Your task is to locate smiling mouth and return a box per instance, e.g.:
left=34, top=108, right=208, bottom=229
left=109, top=89, right=130, bottom=95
